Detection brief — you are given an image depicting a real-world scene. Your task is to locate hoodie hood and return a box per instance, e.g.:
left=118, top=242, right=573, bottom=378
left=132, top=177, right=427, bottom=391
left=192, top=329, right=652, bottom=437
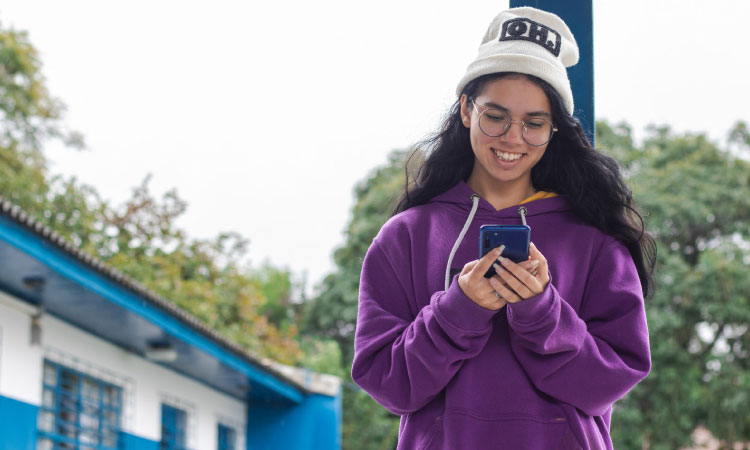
left=428, top=181, right=574, bottom=291
left=429, top=181, right=572, bottom=220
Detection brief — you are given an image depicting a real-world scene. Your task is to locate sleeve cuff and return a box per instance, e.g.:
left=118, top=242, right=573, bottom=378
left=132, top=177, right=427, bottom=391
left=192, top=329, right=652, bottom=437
left=433, top=275, right=499, bottom=334
left=506, top=280, right=557, bottom=327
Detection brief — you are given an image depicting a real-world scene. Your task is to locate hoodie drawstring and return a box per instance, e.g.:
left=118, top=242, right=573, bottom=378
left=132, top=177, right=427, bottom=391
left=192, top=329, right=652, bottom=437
left=443, top=199, right=531, bottom=291
left=445, top=194, right=480, bottom=291
left=517, top=206, right=528, bottom=226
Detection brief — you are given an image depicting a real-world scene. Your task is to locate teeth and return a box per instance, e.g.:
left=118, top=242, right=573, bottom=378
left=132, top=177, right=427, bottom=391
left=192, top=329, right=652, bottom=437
left=494, top=150, right=524, bottom=161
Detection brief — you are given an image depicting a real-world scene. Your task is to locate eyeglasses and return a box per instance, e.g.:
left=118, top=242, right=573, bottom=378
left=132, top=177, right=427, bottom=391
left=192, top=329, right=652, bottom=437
left=472, top=101, right=557, bottom=146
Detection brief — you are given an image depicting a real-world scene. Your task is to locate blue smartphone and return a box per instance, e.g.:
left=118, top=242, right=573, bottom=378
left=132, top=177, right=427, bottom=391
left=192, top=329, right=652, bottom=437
left=479, top=224, right=531, bottom=278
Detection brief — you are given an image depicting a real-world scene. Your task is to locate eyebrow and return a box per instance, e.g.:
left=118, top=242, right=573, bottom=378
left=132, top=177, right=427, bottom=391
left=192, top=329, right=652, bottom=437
left=480, top=101, right=551, bottom=118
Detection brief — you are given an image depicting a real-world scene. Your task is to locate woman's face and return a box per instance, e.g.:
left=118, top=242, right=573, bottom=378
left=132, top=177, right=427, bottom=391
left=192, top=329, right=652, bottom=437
left=460, top=76, right=552, bottom=192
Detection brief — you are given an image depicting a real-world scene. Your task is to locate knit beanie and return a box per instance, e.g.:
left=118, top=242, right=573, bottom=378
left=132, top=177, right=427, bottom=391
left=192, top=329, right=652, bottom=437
left=456, top=7, right=580, bottom=115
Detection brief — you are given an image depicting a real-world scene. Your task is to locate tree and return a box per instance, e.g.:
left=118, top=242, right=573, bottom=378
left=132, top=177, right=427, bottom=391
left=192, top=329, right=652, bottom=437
left=92, top=176, right=306, bottom=363
left=0, top=21, right=93, bottom=240
left=598, top=121, right=750, bottom=450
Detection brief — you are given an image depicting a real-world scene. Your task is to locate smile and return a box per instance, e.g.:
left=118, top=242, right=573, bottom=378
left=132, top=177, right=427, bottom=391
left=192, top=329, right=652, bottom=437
left=493, top=149, right=526, bottom=162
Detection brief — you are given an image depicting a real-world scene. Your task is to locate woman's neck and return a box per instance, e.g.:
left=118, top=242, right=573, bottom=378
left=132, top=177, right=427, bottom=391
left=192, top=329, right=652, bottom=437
left=466, top=173, right=537, bottom=211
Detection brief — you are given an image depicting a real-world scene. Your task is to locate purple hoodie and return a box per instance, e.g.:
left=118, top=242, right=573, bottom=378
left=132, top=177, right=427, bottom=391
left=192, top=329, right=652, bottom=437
left=351, top=181, right=651, bottom=450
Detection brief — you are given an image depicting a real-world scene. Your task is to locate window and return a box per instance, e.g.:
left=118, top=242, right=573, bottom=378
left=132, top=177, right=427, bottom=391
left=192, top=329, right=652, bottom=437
left=36, top=360, right=122, bottom=450
left=161, top=403, right=188, bottom=450
left=218, top=424, right=236, bottom=450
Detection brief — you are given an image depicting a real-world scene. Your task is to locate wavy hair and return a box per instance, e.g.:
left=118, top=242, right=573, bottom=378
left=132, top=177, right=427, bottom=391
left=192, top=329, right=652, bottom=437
left=393, top=72, right=657, bottom=297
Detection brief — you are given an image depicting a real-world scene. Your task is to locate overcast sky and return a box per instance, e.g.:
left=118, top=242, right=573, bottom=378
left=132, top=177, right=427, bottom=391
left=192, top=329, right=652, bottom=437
left=2, top=1, right=749, bottom=293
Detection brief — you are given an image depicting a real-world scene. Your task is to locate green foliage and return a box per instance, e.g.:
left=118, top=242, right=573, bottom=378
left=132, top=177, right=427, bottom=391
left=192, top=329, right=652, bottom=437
left=342, top=388, right=400, bottom=450
left=597, top=121, right=750, bottom=450
left=729, top=121, right=750, bottom=150
left=0, top=22, right=85, bottom=221
left=251, top=262, right=298, bottom=330
left=0, top=23, right=82, bottom=153
left=84, top=176, right=306, bottom=363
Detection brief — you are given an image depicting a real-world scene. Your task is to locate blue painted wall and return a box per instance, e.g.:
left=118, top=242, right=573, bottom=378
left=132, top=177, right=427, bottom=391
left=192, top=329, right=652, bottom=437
left=120, top=432, right=160, bottom=450
left=246, top=390, right=343, bottom=450
left=0, top=395, right=38, bottom=450
left=510, top=0, right=595, bottom=145
left=0, top=394, right=161, bottom=450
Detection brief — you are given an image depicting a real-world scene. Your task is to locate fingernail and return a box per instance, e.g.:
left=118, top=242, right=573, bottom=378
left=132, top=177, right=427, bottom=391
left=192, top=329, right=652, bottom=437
left=501, top=258, right=510, bottom=266
left=530, top=260, right=540, bottom=267
left=496, top=254, right=505, bottom=263
left=493, top=263, right=504, bottom=274
left=494, top=245, right=505, bottom=256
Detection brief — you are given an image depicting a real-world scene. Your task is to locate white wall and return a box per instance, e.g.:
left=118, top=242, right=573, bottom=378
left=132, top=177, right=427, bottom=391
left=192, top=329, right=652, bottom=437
left=0, top=291, right=246, bottom=450
left=0, top=291, right=44, bottom=406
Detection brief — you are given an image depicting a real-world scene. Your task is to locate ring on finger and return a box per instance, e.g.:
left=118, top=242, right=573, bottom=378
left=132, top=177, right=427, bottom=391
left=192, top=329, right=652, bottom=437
left=494, top=291, right=503, bottom=300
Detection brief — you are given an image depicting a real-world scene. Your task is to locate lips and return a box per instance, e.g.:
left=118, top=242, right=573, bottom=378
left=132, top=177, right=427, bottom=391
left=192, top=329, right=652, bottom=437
left=493, top=148, right=526, bottom=162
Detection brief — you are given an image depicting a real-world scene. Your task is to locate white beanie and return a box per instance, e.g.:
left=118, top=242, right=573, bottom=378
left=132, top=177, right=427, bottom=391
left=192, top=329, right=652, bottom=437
left=456, top=7, right=580, bottom=115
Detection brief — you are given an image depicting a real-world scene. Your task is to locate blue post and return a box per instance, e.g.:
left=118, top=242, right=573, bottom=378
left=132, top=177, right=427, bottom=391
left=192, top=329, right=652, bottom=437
left=509, top=0, right=595, bottom=146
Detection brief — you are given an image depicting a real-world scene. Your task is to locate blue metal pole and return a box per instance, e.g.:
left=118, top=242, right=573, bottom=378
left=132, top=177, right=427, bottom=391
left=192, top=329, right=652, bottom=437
left=509, top=0, right=595, bottom=146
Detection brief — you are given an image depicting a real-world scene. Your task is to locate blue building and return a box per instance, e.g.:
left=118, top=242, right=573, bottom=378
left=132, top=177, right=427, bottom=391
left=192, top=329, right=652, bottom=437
left=0, top=198, right=342, bottom=450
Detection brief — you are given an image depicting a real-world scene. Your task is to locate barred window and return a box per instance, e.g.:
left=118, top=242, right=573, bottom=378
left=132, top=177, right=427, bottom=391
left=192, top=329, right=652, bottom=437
left=218, top=424, right=236, bottom=450
left=161, top=403, right=188, bottom=450
left=36, top=360, right=122, bottom=450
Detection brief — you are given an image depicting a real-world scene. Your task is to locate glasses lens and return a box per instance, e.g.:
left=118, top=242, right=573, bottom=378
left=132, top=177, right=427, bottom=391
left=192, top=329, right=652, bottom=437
left=478, top=108, right=554, bottom=145
left=522, top=119, right=554, bottom=146
left=478, top=109, right=510, bottom=137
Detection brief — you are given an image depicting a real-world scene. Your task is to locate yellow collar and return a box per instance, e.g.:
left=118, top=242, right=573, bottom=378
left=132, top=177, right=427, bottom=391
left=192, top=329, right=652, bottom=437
left=520, top=191, right=558, bottom=204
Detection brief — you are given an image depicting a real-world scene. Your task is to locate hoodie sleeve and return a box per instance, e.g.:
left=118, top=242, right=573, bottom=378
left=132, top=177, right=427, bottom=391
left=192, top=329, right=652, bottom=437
left=506, top=240, right=651, bottom=417
left=351, top=237, right=499, bottom=416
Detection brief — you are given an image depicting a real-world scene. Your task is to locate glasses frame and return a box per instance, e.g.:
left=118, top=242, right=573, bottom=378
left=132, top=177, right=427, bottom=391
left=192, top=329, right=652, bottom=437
left=471, top=100, right=558, bottom=147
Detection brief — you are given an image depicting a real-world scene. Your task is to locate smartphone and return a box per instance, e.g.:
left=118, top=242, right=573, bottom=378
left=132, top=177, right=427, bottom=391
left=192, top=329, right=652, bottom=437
left=479, top=224, right=530, bottom=278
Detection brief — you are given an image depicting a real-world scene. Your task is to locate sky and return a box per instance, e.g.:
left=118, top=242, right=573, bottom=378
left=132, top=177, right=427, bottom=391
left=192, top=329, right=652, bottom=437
left=1, top=1, right=749, bottom=294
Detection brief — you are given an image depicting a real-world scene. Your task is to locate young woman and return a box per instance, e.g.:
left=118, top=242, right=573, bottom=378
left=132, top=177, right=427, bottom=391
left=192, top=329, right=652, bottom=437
left=351, top=6, right=656, bottom=450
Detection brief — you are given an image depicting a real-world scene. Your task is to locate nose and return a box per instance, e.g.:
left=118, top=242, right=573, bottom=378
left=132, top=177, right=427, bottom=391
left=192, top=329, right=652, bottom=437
left=502, top=120, right=525, bottom=143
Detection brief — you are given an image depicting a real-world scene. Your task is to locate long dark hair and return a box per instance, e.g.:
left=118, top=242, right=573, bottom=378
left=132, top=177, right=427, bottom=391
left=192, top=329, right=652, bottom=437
left=393, top=72, right=657, bottom=297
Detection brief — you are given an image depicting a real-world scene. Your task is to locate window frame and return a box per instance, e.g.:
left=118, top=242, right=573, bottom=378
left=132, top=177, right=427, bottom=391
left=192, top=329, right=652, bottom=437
left=217, top=423, right=236, bottom=450
left=36, top=360, right=122, bottom=450
left=161, top=403, right=188, bottom=450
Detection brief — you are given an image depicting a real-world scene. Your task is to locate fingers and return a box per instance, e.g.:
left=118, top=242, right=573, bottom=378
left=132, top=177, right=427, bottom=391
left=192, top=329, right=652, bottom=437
left=474, top=243, right=549, bottom=303
left=518, top=259, right=540, bottom=276
left=529, top=242, right=550, bottom=284
left=488, top=276, right=521, bottom=303
left=457, top=245, right=508, bottom=311
left=475, top=245, right=504, bottom=279
left=494, top=258, right=543, bottom=299
left=529, top=242, right=548, bottom=272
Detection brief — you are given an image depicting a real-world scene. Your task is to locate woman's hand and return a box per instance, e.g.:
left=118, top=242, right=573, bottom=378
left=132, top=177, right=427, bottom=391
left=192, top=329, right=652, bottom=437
left=458, top=245, right=508, bottom=311
left=487, top=242, right=550, bottom=303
